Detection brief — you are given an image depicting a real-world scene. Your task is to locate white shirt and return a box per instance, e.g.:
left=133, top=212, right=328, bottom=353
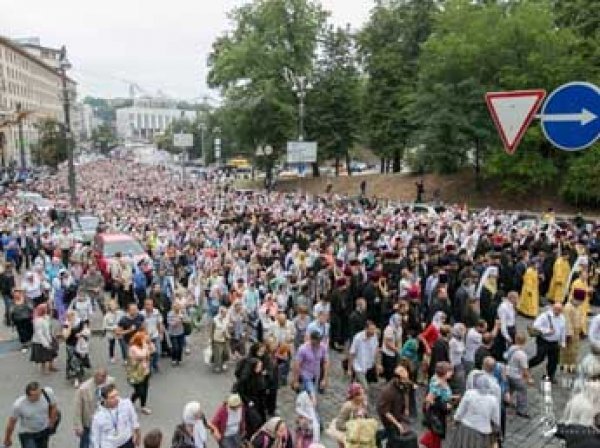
left=349, top=330, right=379, bottom=373
left=454, top=390, right=500, bottom=434
left=449, top=337, right=465, bottom=367
left=464, top=328, right=482, bottom=363
left=497, top=300, right=516, bottom=342
left=91, top=398, right=139, bottom=448
left=141, top=309, right=163, bottom=339
left=589, top=314, right=600, bottom=347
left=533, top=310, right=567, bottom=347
left=381, top=324, right=402, bottom=357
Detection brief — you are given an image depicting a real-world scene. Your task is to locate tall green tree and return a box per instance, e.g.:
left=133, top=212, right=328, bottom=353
left=410, top=0, right=586, bottom=192
left=91, top=124, right=117, bottom=155
left=359, top=0, right=438, bottom=173
left=207, top=0, right=327, bottom=160
left=305, top=25, right=362, bottom=175
left=32, top=118, right=68, bottom=168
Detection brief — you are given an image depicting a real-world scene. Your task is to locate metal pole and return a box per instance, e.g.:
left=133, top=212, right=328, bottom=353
left=181, top=147, right=186, bottom=182
left=61, top=68, right=76, bottom=207
left=299, top=93, right=305, bottom=141
left=16, top=103, right=26, bottom=169
left=200, top=126, right=205, bottom=166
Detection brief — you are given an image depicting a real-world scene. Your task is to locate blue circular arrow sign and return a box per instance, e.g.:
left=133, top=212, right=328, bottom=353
left=540, top=81, right=600, bottom=151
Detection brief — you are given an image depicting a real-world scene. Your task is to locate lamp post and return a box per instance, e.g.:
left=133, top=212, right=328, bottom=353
left=256, top=144, right=273, bottom=191
left=16, top=102, right=26, bottom=169
left=284, top=68, right=312, bottom=141
left=214, top=127, right=221, bottom=167
left=59, top=46, right=76, bottom=208
left=198, top=122, right=206, bottom=166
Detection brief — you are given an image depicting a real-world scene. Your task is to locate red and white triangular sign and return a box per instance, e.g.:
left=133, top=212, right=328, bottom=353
left=485, top=89, right=546, bottom=154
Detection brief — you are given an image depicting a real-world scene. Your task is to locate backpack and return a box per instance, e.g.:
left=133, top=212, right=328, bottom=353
left=345, top=418, right=378, bottom=448
left=171, top=423, right=195, bottom=448
left=41, top=388, right=61, bottom=435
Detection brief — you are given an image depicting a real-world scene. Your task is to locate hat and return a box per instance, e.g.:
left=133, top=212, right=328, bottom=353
left=573, top=288, right=586, bottom=301
left=227, top=394, right=242, bottom=407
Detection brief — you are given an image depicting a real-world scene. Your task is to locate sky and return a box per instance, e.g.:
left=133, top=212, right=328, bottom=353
left=1, top=0, right=372, bottom=101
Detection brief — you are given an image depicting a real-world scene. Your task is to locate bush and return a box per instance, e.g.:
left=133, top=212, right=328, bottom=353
left=561, top=145, right=600, bottom=206
left=485, top=148, right=558, bottom=196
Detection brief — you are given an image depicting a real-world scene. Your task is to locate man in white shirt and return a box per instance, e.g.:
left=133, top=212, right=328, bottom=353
left=348, top=320, right=382, bottom=390
left=91, top=384, right=140, bottom=448
left=529, top=303, right=566, bottom=382
left=141, top=298, right=164, bottom=373
left=494, top=291, right=517, bottom=359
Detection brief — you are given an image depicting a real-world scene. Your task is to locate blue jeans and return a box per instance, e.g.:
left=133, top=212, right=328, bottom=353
left=170, top=334, right=185, bottom=362
left=18, top=431, right=49, bottom=448
left=79, top=427, right=91, bottom=448
left=119, top=339, right=129, bottom=360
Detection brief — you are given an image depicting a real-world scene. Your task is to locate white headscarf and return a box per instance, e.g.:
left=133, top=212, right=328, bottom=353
left=431, top=311, right=446, bottom=329
left=182, top=401, right=207, bottom=446
left=295, top=391, right=320, bottom=443
left=475, top=266, right=498, bottom=299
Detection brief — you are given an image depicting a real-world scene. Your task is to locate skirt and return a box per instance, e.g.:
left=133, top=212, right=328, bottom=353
left=449, top=423, right=495, bottom=448
left=30, top=343, right=56, bottom=364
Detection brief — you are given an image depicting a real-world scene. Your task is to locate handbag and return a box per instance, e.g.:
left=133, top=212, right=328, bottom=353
left=126, top=361, right=146, bottom=385
left=183, top=321, right=192, bottom=336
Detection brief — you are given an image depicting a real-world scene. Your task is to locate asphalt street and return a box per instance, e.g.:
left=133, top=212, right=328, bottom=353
left=0, top=311, right=582, bottom=448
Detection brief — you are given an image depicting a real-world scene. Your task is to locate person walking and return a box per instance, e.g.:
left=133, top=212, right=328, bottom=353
left=250, top=417, right=294, bottom=448
left=103, top=299, right=126, bottom=364
left=420, top=362, right=454, bottom=448
left=127, top=330, right=154, bottom=415
left=10, top=286, right=34, bottom=353
left=448, top=371, right=501, bottom=448
left=375, top=365, right=415, bottom=448
left=504, top=333, right=534, bottom=418
left=292, top=330, right=329, bottom=400
left=529, top=303, right=566, bottom=382
left=348, top=320, right=382, bottom=391
left=30, top=303, right=58, bottom=374
left=73, top=368, right=115, bottom=448
left=210, top=306, right=230, bottom=373
left=141, top=298, right=164, bottom=372
left=171, top=401, right=220, bottom=448
left=4, top=381, right=60, bottom=448
left=560, top=289, right=585, bottom=374
left=0, top=261, right=16, bottom=325
left=211, top=394, right=247, bottom=448
left=63, top=310, right=91, bottom=388
left=91, top=383, right=141, bottom=448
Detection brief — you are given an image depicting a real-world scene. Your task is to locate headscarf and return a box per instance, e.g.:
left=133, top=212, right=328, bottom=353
left=476, top=266, right=498, bottom=299
left=431, top=311, right=446, bottom=329
left=562, top=255, right=588, bottom=302
left=451, top=323, right=465, bottom=340
left=182, top=401, right=207, bottom=444
left=295, top=392, right=320, bottom=443
left=346, top=382, right=364, bottom=400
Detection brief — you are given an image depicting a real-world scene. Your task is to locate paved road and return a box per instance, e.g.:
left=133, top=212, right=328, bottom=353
left=0, top=312, right=578, bottom=448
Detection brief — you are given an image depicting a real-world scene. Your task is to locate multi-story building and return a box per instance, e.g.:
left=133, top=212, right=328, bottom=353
left=116, top=98, right=197, bottom=141
left=0, top=36, right=76, bottom=167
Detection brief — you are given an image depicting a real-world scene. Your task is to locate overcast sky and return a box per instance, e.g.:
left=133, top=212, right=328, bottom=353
left=1, top=0, right=372, bottom=101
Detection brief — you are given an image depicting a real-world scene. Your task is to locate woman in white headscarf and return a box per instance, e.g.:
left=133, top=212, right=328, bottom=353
left=295, top=391, right=320, bottom=448
left=555, top=351, right=600, bottom=447
left=449, top=371, right=501, bottom=448
left=171, top=401, right=220, bottom=448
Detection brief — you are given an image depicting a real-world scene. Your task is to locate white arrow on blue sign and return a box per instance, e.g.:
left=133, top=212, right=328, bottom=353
left=537, top=81, right=600, bottom=151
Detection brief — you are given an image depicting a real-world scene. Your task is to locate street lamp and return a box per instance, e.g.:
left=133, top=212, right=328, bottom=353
left=284, top=68, right=312, bottom=141
left=59, top=46, right=76, bottom=208
left=15, top=102, right=26, bottom=169
left=256, top=144, right=274, bottom=191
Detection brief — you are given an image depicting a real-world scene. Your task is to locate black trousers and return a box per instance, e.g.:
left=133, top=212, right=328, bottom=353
left=131, top=374, right=150, bottom=407
left=529, top=338, right=559, bottom=379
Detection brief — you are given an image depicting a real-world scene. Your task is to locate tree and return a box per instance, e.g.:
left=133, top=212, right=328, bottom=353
left=305, top=25, right=362, bottom=176
left=91, top=124, right=117, bottom=154
left=359, top=0, right=438, bottom=173
left=409, top=0, right=587, bottom=193
left=32, top=118, right=68, bottom=168
left=561, top=145, right=600, bottom=206
left=207, top=0, right=327, bottom=161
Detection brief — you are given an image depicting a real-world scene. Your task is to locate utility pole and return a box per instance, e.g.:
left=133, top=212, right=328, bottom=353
left=16, top=102, right=26, bottom=169
left=59, top=46, right=76, bottom=208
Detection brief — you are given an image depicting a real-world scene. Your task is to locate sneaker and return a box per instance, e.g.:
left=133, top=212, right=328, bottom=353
left=185, top=347, right=191, bottom=355
left=141, top=407, right=152, bottom=415
left=222, top=364, right=228, bottom=371
left=110, top=358, right=116, bottom=364
left=171, top=360, right=177, bottom=366
left=21, top=347, right=28, bottom=354
left=73, top=379, right=80, bottom=388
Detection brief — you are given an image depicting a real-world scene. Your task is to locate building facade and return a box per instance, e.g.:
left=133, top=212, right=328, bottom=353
left=116, top=98, right=196, bottom=141
left=0, top=36, right=75, bottom=167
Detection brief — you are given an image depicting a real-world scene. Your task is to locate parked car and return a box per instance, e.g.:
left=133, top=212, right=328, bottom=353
left=71, top=215, right=100, bottom=244
left=93, top=233, right=149, bottom=281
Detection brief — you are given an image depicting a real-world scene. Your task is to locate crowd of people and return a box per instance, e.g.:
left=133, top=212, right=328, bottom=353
left=1, top=159, right=600, bottom=448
